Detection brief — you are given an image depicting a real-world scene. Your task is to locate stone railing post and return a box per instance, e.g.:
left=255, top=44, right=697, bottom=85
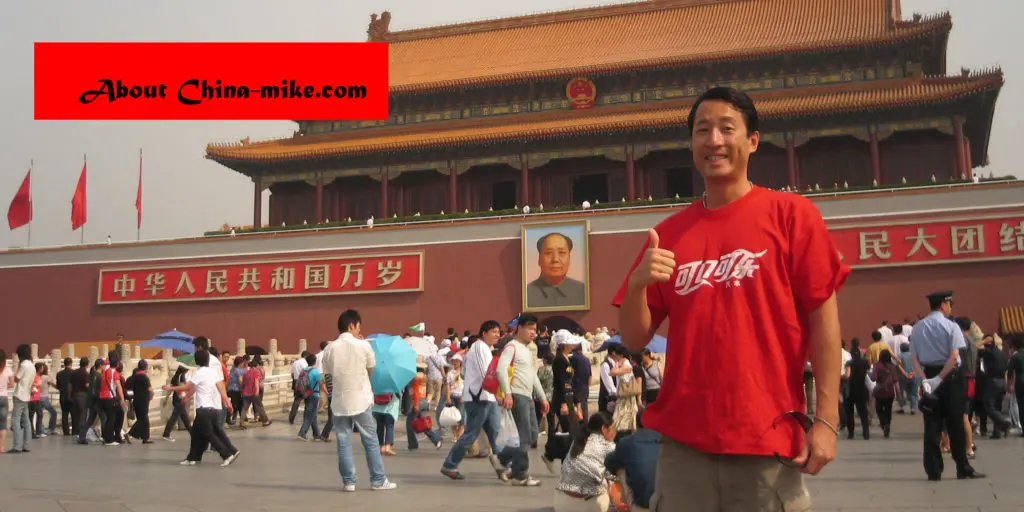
left=101, top=344, right=110, bottom=359
left=30, top=343, right=39, bottom=360
left=68, top=344, right=76, bottom=360
left=88, top=346, right=99, bottom=363
left=268, top=339, right=278, bottom=375
left=134, top=345, right=141, bottom=360
left=236, top=338, right=246, bottom=356
left=49, top=350, right=61, bottom=378
left=298, top=338, right=307, bottom=354
left=120, top=343, right=131, bottom=365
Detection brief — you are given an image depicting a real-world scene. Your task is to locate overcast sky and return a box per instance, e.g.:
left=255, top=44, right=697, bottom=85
left=0, top=0, right=1017, bottom=249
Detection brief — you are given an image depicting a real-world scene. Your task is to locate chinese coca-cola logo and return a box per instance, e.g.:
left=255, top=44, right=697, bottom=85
left=673, top=249, right=768, bottom=297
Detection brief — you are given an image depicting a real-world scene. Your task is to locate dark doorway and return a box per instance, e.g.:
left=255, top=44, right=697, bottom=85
left=664, top=167, right=695, bottom=199
left=492, top=180, right=517, bottom=210
left=572, top=173, right=609, bottom=205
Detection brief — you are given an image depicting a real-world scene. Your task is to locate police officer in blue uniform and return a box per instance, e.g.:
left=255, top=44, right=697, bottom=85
left=908, top=291, right=985, bottom=481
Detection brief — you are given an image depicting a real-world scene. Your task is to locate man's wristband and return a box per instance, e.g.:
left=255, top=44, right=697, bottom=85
left=813, top=416, right=840, bottom=437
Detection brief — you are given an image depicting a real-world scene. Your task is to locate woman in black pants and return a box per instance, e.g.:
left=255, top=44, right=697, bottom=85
left=126, top=360, right=154, bottom=443
left=844, top=339, right=871, bottom=440
left=162, top=366, right=191, bottom=440
left=542, top=331, right=581, bottom=465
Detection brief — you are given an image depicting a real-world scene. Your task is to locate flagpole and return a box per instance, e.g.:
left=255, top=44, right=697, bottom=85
left=81, top=153, right=86, bottom=245
left=27, top=159, right=33, bottom=247
left=137, top=148, right=142, bottom=241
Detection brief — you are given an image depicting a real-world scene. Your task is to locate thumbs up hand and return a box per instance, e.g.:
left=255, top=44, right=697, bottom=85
left=628, top=228, right=676, bottom=289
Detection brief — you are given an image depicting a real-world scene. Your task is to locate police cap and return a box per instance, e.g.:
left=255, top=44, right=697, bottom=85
left=926, top=290, right=953, bottom=302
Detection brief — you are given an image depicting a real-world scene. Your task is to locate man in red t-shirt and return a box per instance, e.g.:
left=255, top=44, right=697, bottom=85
left=613, top=86, right=849, bottom=511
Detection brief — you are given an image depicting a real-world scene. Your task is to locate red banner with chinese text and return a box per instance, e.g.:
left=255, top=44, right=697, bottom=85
left=97, top=252, right=423, bottom=305
left=831, top=216, right=1024, bottom=268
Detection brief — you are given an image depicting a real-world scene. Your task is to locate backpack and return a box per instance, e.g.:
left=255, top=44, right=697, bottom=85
left=481, top=344, right=516, bottom=397
left=296, top=368, right=313, bottom=398
left=872, top=363, right=896, bottom=399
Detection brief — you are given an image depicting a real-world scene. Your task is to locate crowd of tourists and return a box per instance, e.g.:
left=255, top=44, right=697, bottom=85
left=6, top=87, right=1024, bottom=511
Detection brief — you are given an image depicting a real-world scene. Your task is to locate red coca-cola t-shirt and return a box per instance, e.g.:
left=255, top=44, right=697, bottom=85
left=612, top=186, right=849, bottom=458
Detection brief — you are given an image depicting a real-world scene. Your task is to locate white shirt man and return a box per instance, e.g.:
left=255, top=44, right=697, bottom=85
left=320, top=310, right=395, bottom=492
left=291, top=356, right=309, bottom=380
left=189, top=366, right=223, bottom=410
left=323, top=332, right=375, bottom=417
left=463, top=338, right=496, bottom=403
left=877, top=323, right=894, bottom=348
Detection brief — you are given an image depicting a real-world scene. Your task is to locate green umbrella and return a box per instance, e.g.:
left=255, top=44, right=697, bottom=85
left=176, top=354, right=196, bottom=366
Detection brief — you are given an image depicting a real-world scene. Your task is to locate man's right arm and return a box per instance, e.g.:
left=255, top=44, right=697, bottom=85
left=616, top=229, right=673, bottom=352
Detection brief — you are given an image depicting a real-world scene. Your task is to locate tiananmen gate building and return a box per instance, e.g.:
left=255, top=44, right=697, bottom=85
left=1, top=0, right=1022, bottom=353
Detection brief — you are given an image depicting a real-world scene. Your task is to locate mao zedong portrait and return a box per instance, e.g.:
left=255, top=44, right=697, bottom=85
left=526, top=232, right=587, bottom=309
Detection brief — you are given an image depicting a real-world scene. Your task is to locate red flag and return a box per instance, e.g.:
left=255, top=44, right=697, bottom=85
left=7, top=169, right=32, bottom=230
left=136, top=149, right=143, bottom=229
left=71, top=162, right=87, bottom=230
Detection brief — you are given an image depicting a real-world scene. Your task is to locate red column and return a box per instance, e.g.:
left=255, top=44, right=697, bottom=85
left=253, top=177, right=262, bottom=228
left=315, top=177, right=323, bottom=223
left=448, top=167, right=457, bottom=213
left=379, top=171, right=389, bottom=218
left=520, top=157, right=530, bottom=206
left=785, top=139, right=798, bottom=188
left=869, top=131, right=881, bottom=185
left=963, top=136, right=973, bottom=175
left=625, top=147, right=636, bottom=202
left=953, top=119, right=967, bottom=179
left=641, top=165, right=651, bottom=198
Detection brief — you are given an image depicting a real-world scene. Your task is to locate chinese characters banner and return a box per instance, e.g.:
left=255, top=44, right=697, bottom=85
left=97, top=252, right=423, bottom=305
left=831, top=216, right=1024, bottom=268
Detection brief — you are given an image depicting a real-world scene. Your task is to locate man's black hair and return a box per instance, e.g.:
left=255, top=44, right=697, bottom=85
left=338, top=309, right=361, bottom=333
left=209, top=347, right=219, bottom=357
left=193, top=336, right=210, bottom=350
left=686, top=86, right=759, bottom=135
left=305, top=353, right=316, bottom=366
left=954, top=316, right=972, bottom=332
left=300, top=350, right=311, bottom=358
left=15, top=344, right=30, bottom=361
left=320, top=340, right=329, bottom=350
left=536, top=232, right=573, bottom=253
left=517, top=313, right=539, bottom=327
left=479, top=320, right=501, bottom=335
left=63, top=357, right=73, bottom=367
left=195, top=349, right=210, bottom=368
left=871, top=331, right=882, bottom=342
left=79, top=357, right=89, bottom=368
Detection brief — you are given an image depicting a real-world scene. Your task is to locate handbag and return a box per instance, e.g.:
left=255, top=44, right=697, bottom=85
left=411, top=415, right=433, bottom=433
left=617, top=377, right=641, bottom=398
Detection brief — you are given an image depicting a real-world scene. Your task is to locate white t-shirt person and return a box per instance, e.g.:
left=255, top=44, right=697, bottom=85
left=462, top=340, right=496, bottom=402
left=322, top=332, right=376, bottom=416
left=188, top=366, right=223, bottom=409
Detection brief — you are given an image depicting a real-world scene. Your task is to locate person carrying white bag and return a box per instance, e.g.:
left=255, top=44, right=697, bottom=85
left=493, top=313, right=550, bottom=487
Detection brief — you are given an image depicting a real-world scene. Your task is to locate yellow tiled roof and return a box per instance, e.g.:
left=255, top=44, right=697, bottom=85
left=1002, top=306, right=1024, bottom=335
left=383, top=0, right=951, bottom=93
left=206, top=73, right=1002, bottom=163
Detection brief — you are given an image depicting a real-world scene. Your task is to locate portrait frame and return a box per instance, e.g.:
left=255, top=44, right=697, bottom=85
left=521, top=219, right=591, bottom=313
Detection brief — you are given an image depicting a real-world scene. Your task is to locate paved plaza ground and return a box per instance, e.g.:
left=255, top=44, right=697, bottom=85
left=1, top=411, right=1022, bottom=512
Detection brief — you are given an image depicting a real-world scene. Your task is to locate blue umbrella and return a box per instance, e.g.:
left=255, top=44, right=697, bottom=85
left=369, top=335, right=417, bottom=394
left=366, top=333, right=393, bottom=340
left=139, top=329, right=196, bottom=353
left=596, top=334, right=668, bottom=353
left=646, top=334, right=668, bottom=354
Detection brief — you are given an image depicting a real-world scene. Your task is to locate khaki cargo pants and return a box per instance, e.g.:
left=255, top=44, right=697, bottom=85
left=650, top=438, right=811, bottom=512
